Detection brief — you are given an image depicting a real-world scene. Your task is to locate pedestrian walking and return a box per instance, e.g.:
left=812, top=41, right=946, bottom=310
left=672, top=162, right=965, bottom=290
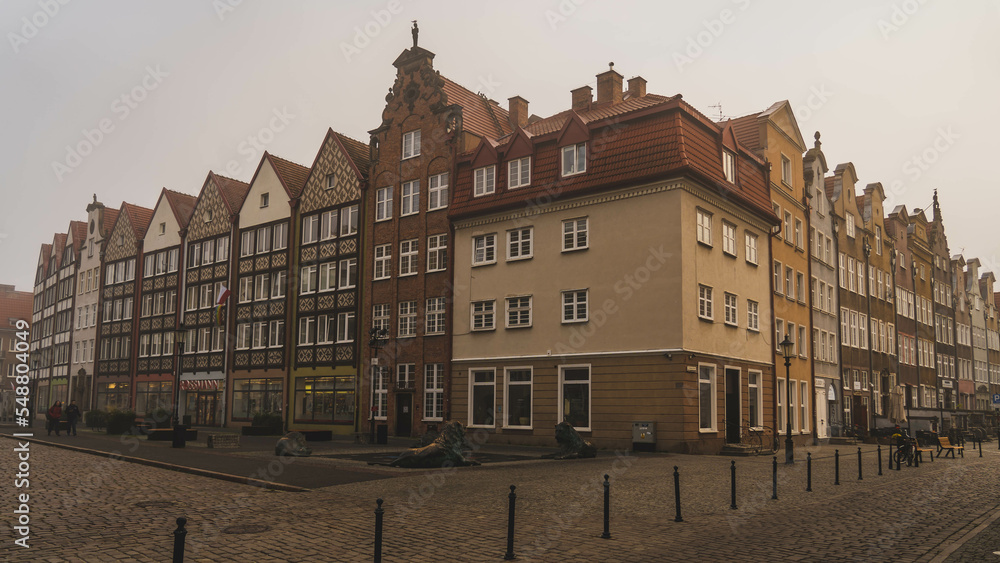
left=47, top=401, right=63, bottom=436
left=65, top=400, right=81, bottom=436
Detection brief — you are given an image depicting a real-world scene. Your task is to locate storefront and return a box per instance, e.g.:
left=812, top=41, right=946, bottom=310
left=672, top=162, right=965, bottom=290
left=230, top=378, right=283, bottom=421
left=134, top=379, right=173, bottom=416
left=289, top=367, right=356, bottom=434
left=179, top=377, right=224, bottom=426
left=94, top=381, right=130, bottom=411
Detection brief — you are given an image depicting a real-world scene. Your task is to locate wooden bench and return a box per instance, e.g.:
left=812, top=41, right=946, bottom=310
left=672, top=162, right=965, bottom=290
left=207, top=433, right=240, bottom=449
left=915, top=444, right=934, bottom=462
left=937, top=436, right=964, bottom=458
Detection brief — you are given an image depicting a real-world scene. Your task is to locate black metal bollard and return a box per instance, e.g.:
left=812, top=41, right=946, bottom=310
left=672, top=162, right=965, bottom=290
left=771, top=456, right=778, bottom=500
left=806, top=452, right=812, bottom=492
left=896, top=443, right=901, bottom=470
left=601, top=474, right=611, bottom=539
left=172, top=517, right=187, bottom=563
left=834, top=449, right=840, bottom=485
left=374, top=498, right=384, bottom=563
left=673, top=466, right=683, bottom=523
left=980, top=438, right=984, bottom=457
left=858, top=447, right=863, bottom=480
left=730, top=460, right=737, bottom=510
left=504, top=485, right=516, bottom=560
left=878, top=444, right=883, bottom=476
left=888, top=443, right=894, bottom=470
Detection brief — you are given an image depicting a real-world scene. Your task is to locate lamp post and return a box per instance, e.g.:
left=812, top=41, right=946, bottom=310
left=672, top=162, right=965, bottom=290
left=909, top=260, right=916, bottom=434
left=368, top=327, right=389, bottom=444
left=172, top=323, right=186, bottom=448
left=779, top=334, right=795, bottom=464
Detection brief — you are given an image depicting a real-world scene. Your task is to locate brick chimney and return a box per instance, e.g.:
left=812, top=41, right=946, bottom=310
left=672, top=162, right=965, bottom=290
left=627, top=76, right=647, bottom=99
left=596, top=63, right=623, bottom=105
left=571, top=85, right=592, bottom=111
left=508, top=96, right=529, bottom=129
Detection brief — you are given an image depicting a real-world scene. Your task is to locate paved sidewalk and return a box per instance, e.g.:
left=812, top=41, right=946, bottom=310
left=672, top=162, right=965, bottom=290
left=1, top=433, right=998, bottom=561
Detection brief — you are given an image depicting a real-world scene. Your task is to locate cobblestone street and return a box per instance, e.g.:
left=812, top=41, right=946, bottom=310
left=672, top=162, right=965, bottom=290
left=3, top=433, right=1000, bottom=562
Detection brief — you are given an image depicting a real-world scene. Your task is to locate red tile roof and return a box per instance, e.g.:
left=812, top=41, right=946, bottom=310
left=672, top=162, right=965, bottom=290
left=727, top=113, right=763, bottom=152
left=213, top=173, right=251, bottom=215
left=51, top=233, right=67, bottom=270
left=335, top=132, right=370, bottom=175
left=102, top=208, right=120, bottom=237
left=524, top=94, right=674, bottom=137
left=122, top=203, right=154, bottom=239
left=441, top=77, right=512, bottom=139
left=163, top=189, right=198, bottom=229
left=0, top=288, right=32, bottom=328
left=38, top=244, right=52, bottom=280
left=69, top=221, right=87, bottom=255
left=265, top=153, right=310, bottom=199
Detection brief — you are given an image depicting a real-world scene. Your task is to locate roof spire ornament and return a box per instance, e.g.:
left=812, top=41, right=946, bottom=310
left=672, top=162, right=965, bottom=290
left=814, top=131, right=821, bottom=150
left=412, top=20, right=418, bottom=48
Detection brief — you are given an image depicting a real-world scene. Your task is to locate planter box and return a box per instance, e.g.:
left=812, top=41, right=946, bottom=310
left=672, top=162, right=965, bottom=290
left=241, top=425, right=283, bottom=436
left=146, top=428, right=198, bottom=441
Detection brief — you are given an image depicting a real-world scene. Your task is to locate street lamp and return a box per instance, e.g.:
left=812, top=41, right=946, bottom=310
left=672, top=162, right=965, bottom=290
left=368, top=326, right=389, bottom=444
left=779, top=334, right=795, bottom=464
left=172, top=323, right=186, bottom=448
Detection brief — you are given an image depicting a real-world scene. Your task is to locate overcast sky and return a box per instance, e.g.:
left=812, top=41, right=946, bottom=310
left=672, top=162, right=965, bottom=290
left=3, top=0, right=999, bottom=292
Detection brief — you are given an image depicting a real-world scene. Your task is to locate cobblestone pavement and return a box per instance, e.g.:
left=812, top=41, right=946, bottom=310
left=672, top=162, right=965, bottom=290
left=2, top=437, right=999, bottom=562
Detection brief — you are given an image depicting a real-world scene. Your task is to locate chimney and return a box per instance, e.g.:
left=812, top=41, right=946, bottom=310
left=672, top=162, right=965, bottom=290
left=508, top=96, right=529, bottom=129
left=596, top=62, right=623, bottom=105
left=571, top=85, right=592, bottom=111
left=627, top=76, right=647, bottom=99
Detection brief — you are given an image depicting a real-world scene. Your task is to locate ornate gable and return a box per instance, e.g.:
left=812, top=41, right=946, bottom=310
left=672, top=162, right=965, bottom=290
left=104, top=207, right=139, bottom=263
left=187, top=176, right=231, bottom=242
left=300, top=131, right=364, bottom=214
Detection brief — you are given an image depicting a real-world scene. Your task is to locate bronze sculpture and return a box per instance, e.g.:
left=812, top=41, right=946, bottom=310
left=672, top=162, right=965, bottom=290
left=390, top=421, right=480, bottom=468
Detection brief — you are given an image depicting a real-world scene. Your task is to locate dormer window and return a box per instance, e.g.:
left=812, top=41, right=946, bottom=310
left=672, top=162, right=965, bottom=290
left=402, top=130, right=421, bottom=159
left=723, top=150, right=736, bottom=183
left=508, top=157, right=531, bottom=189
left=204, top=210, right=213, bottom=223
left=326, top=174, right=336, bottom=190
left=260, top=193, right=269, bottom=208
left=474, top=166, right=496, bottom=197
left=561, top=143, right=587, bottom=177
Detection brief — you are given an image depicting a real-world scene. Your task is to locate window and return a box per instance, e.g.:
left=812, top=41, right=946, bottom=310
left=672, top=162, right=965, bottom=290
left=506, top=296, right=532, bottom=328
left=472, top=300, right=496, bottom=331
left=505, top=368, right=532, bottom=428
left=470, top=369, right=495, bottom=427
left=300, top=265, right=317, bottom=294
left=507, top=228, right=533, bottom=260
left=508, top=157, right=531, bottom=189
left=402, top=130, right=421, bottom=159
left=796, top=272, right=805, bottom=302
left=783, top=211, right=792, bottom=243
left=302, top=215, right=320, bottom=244
left=238, top=277, right=252, bottom=303
left=298, top=317, right=315, bottom=346
left=785, top=266, right=793, bottom=299
left=774, top=261, right=783, bottom=295
left=340, top=205, right=358, bottom=236
left=144, top=255, right=155, bottom=278
left=747, top=300, right=759, bottom=331
left=846, top=213, right=855, bottom=238
left=561, top=143, right=586, bottom=176
left=563, top=218, right=588, bottom=251
left=398, top=301, right=416, bottom=337
left=723, top=150, right=736, bottom=183
left=699, top=285, right=713, bottom=320
left=428, top=173, right=448, bottom=211
left=254, top=273, right=270, bottom=301
left=799, top=325, right=807, bottom=358
left=401, top=180, right=420, bottom=216
left=374, top=245, right=391, bottom=280
left=474, top=166, right=496, bottom=196
left=427, top=234, right=447, bottom=272
left=776, top=319, right=785, bottom=352
left=271, top=271, right=286, bottom=299
left=781, top=155, right=791, bottom=185
left=696, top=209, right=712, bottom=246
left=325, top=173, right=336, bottom=190
left=473, top=234, right=497, bottom=266
left=375, top=187, right=393, bottom=221
left=372, top=304, right=390, bottom=334
left=373, top=367, right=388, bottom=420
left=777, top=378, right=786, bottom=433
left=399, top=239, right=418, bottom=276
left=336, top=312, right=356, bottom=343
left=724, top=293, right=738, bottom=326
left=794, top=219, right=803, bottom=249
left=167, top=248, right=179, bottom=272
left=318, top=262, right=337, bottom=292
left=199, top=284, right=213, bottom=309
left=562, top=290, right=588, bottom=323
left=560, top=365, right=591, bottom=429
left=424, top=364, right=445, bottom=421
left=317, top=316, right=333, bottom=346
left=722, top=222, right=737, bottom=256
left=426, top=297, right=446, bottom=335
left=241, top=231, right=254, bottom=257
left=875, top=225, right=882, bottom=255
left=319, top=211, right=338, bottom=241
left=699, top=364, right=716, bottom=431
left=748, top=371, right=762, bottom=428
left=268, top=320, right=284, bottom=348
left=260, top=193, right=269, bottom=208
left=338, top=258, right=357, bottom=289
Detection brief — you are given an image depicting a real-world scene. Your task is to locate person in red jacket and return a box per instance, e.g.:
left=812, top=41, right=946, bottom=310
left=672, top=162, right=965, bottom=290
left=46, top=401, right=62, bottom=436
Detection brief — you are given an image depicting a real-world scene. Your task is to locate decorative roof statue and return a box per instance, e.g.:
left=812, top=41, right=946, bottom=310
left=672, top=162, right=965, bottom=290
left=411, top=20, right=418, bottom=48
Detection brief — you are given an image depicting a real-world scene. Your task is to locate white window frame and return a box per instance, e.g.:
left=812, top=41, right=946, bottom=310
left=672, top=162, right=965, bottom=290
left=401, top=180, right=420, bottom=216
left=427, top=234, right=447, bottom=272
left=399, top=239, right=418, bottom=277
left=698, top=363, right=717, bottom=432
left=503, top=367, right=533, bottom=429
left=473, top=233, right=497, bottom=266
left=562, top=218, right=588, bottom=252
left=562, top=289, right=588, bottom=323
left=508, top=156, right=531, bottom=189
left=747, top=300, right=759, bottom=332
left=402, top=129, right=421, bottom=159
left=698, top=285, right=713, bottom=321
left=507, top=227, right=533, bottom=261
left=696, top=209, right=712, bottom=246
left=722, top=221, right=736, bottom=256
left=375, top=187, right=393, bottom=222
left=474, top=165, right=496, bottom=197
left=425, top=297, right=446, bottom=335
left=374, top=245, right=391, bottom=280
left=428, top=173, right=448, bottom=211
left=398, top=301, right=417, bottom=337
left=469, top=368, right=496, bottom=429
left=724, top=293, right=738, bottom=327
left=561, top=143, right=586, bottom=177
left=471, top=300, right=496, bottom=331
left=506, top=295, right=532, bottom=328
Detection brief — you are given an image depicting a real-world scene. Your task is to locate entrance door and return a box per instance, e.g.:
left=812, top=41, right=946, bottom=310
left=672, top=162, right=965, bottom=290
left=815, top=386, right=828, bottom=439
left=395, top=394, right=412, bottom=437
left=195, top=392, right=217, bottom=426
left=725, top=368, right=741, bottom=443
left=852, top=395, right=868, bottom=433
